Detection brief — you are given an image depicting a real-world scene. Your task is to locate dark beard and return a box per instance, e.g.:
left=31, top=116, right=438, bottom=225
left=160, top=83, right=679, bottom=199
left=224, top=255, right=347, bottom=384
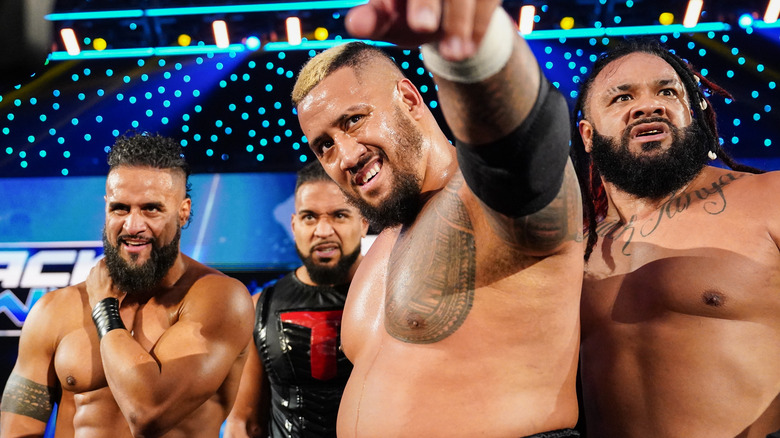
left=297, top=243, right=362, bottom=285
left=344, top=107, right=424, bottom=231
left=102, top=228, right=181, bottom=294
left=345, top=173, right=422, bottom=232
left=590, top=117, right=709, bottom=200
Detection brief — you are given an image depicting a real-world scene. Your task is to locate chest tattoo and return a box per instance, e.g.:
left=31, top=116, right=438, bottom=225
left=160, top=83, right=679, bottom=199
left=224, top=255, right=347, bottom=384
left=597, top=173, right=742, bottom=255
left=385, top=181, right=476, bottom=344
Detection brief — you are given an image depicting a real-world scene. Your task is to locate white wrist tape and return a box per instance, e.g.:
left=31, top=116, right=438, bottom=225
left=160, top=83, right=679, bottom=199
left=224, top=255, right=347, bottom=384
left=420, top=8, right=517, bottom=84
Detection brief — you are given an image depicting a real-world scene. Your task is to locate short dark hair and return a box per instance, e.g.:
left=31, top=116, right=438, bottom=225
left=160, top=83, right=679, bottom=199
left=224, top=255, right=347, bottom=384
left=108, top=132, right=190, bottom=175
left=107, top=132, right=193, bottom=226
left=295, top=160, right=335, bottom=194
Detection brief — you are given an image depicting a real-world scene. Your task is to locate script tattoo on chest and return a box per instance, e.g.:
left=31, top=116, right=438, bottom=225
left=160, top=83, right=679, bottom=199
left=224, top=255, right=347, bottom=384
left=1, top=374, right=60, bottom=422
left=597, top=172, right=743, bottom=255
left=385, top=180, right=476, bottom=344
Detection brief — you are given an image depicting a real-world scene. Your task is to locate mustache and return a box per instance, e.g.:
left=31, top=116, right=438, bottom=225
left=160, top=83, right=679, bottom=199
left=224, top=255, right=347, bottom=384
left=117, top=234, right=156, bottom=244
left=623, top=116, right=675, bottom=135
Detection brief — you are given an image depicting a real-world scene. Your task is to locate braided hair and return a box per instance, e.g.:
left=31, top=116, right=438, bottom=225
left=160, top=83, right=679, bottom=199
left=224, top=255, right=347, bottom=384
left=570, top=38, right=763, bottom=261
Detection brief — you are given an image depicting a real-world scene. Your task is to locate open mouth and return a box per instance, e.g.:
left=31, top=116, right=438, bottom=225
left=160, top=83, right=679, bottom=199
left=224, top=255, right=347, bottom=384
left=119, top=236, right=152, bottom=252
left=312, top=243, right=340, bottom=258
left=636, top=128, right=663, bottom=137
left=356, top=158, right=381, bottom=186
left=628, top=121, right=671, bottom=146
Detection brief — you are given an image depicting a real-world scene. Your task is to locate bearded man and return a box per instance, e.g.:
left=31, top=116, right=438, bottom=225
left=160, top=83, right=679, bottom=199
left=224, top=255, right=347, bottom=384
left=571, top=39, right=780, bottom=437
left=225, top=160, right=368, bottom=438
left=290, top=0, right=585, bottom=436
left=0, top=133, right=255, bottom=437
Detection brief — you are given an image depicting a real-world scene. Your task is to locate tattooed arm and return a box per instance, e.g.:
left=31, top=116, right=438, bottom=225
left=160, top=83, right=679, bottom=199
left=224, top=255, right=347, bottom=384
left=431, top=8, right=581, bottom=255
left=1, top=290, right=61, bottom=437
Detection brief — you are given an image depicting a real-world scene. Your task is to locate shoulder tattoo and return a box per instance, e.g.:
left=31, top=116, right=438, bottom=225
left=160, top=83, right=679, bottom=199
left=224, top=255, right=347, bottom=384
left=1, top=374, right=60, bottom=422
left=385, top=178, right=476, bottom=344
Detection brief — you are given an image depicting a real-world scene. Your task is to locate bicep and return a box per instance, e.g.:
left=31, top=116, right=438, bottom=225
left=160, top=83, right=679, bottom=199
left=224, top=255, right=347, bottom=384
left=1, top=296, right=61, bottom=434
left=1, top=374, right=59, bottom=426
left=152, top=282, right=255, bottom=398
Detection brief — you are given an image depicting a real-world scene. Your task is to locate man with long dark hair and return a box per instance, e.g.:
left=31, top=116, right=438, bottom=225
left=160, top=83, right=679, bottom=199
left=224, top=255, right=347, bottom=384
left=571, top=39, right=780, bottom=437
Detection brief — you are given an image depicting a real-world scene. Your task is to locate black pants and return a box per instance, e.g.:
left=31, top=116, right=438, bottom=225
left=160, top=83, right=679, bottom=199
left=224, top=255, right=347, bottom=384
left=525, top=429, right=580, bottom=438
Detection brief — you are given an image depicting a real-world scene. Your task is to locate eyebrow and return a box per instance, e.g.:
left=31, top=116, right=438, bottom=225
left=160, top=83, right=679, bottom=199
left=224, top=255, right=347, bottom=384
left=297, top=208, right=352, bottom=217
left=607, top=78, right=680, bottom=95
left=308, top=104, right=370, bottom=150
left=108, top=201, right=165, bottom=210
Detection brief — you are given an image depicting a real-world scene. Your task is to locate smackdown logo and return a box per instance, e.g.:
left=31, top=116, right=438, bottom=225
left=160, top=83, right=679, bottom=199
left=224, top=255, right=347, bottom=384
left=0, top=242, right=103, bottom=336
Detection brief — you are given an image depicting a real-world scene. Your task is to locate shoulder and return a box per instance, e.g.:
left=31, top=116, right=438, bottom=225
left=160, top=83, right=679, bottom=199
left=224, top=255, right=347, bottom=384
left=179, top=259, right=254, bottom=317
left=19, top=284, right=85, bottom=350
left=27, top=284, right=85, bottom=320
left=698, top=166, right=780, bottom=203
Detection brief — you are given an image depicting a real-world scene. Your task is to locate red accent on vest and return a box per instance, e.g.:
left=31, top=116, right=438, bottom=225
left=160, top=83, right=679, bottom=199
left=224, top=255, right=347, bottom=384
left=280, top=310, right=343, bottom=380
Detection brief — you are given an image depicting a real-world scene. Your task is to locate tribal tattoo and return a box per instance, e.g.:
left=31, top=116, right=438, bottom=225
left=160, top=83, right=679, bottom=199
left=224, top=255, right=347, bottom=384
left=1, top=374, right=60, bottom=422
left=385, top=178, right=476, bottom=344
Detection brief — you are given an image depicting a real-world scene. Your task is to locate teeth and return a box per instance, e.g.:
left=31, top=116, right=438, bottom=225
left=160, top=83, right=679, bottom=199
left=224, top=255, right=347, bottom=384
left=639, top=129, right=661, bottom=137
left=360, top=162, right=381, bottom=184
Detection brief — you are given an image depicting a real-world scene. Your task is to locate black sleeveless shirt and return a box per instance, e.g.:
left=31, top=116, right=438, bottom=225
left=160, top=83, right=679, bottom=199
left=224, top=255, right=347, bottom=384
left=254, top=272, right=353, bottom=438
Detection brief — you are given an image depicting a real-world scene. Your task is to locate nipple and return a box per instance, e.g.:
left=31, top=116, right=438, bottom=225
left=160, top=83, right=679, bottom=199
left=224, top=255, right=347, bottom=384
left=702, top=290, right=725, bottom=307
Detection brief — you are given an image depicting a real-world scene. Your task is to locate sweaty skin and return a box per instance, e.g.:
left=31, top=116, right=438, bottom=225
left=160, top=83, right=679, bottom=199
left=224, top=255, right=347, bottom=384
left=578, top=53, right=780, bottom=437
left=1, top=165, right=255, bottom=438
left=296, top=4, right=584, bottom=437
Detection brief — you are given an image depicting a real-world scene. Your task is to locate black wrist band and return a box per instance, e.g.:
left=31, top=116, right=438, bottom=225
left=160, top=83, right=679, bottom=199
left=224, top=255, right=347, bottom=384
left=91, top=297, right=125, bottom=339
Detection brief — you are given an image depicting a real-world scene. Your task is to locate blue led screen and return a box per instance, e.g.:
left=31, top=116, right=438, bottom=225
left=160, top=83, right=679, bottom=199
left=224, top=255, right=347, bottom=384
left=0, top=172, right=299, bottom=270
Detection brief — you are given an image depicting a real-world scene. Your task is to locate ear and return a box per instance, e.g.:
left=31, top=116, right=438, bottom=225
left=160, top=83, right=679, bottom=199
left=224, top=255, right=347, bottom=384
left=290, top=213, right=297, bottom=233
left=396, top=78, right=426, bottom=120
left=578, top=119, right=594, bottom=153
left=360, top=217, right=369, bottom=238
left=179, top=198, right=192, bottom=227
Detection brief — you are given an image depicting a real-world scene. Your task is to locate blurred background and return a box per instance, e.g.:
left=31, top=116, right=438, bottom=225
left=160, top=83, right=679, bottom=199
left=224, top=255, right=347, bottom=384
left=1, top=0, right=779, bottom=406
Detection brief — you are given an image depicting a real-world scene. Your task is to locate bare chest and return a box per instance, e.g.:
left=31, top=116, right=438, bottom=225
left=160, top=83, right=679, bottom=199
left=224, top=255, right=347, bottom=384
left=53, top=303, right=175, bottom=394
left=584, top=210, right=780, bottom=324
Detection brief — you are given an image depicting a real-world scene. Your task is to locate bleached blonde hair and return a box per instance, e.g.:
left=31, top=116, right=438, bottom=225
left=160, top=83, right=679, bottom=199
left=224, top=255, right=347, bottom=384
left=292, top=42, right=403, bottom=107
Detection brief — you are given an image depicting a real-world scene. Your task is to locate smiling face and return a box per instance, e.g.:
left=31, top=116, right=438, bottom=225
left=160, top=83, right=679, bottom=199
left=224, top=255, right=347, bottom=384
left=102, top=165, right=190, bottom=292
left=296, top=66, right=426, bottom=229
left=292, top=180, right=368, bottom=285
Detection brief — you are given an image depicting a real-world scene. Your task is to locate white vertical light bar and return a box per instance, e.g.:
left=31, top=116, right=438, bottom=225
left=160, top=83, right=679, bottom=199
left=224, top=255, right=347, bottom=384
left=765, top=0, right=780, bottom=23
left=683, top=0, right=703, bottom=28
left=60, top=28, right=81, bottom=55
left=286, top=17, right=302, bottom=45
left=519, top=5, right=535, bottom=35
left=212, top=20, right=229, bottom=48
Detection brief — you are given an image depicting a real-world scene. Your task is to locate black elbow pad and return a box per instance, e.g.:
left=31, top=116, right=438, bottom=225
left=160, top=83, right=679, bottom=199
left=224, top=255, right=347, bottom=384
left=456, top=76, right=570, bottom=217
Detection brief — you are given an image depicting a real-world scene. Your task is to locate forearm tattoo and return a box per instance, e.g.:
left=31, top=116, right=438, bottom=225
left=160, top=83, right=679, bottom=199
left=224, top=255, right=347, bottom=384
left=385, top=179, right=476, bottom=344
left=1, top=374, right=60, bottom=422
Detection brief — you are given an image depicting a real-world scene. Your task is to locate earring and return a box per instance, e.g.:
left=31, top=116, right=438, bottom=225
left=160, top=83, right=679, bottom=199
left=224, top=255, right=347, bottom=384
left=708, top=150, right=717, bottom=160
